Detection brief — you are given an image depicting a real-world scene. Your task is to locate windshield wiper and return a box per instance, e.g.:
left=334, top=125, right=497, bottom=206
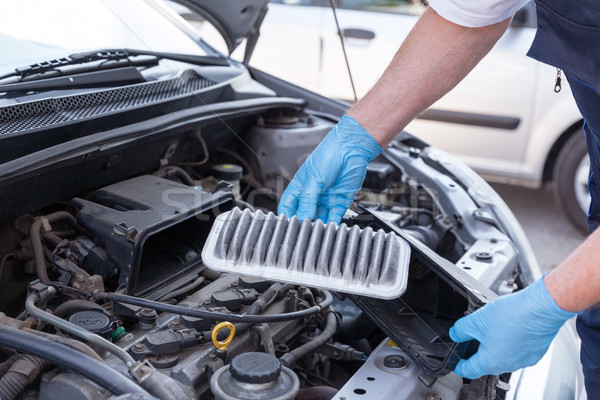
left=0, top=48, right=229, bottom=81
left=0, top=67, right=146, bottom=94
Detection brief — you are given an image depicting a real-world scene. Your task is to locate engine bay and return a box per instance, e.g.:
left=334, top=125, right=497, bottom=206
left=0, top=73, right=524, bottom=399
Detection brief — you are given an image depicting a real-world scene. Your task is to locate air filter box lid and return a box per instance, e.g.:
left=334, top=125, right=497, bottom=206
left=201, top=208, right=411, bottom=299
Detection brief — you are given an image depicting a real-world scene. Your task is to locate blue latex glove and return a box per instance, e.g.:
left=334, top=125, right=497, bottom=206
left=449, top=277, right=577, bottom=379
left=278, top=116, right=382, bottom=223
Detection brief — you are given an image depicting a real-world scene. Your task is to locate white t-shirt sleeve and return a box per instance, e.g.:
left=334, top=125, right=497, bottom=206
left=428, top=0, right=531, bottom=27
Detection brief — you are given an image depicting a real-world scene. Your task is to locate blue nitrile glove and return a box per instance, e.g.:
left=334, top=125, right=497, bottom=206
left=449, top=277, right=577, bottom=379
left=278, top=116, right=382, bottom=223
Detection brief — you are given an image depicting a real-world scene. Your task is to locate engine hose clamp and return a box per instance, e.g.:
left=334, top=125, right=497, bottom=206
left=212, top=321, right=235, bottom=351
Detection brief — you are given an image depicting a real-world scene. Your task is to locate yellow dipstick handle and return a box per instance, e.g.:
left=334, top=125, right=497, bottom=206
left=212, top=322, right=235, bottom=351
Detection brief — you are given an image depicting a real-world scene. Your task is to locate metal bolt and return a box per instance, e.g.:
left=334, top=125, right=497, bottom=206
left=475, top=251, right=493, bottom=261
left=383, top=355, right=407, bottom=369
left=140, top=308, right=156, bottom=317
left=168, top=319, right=182, bottom=329
left=133, top=343, right=145, bottom=352
left=409, top=147, right=421, bottom=158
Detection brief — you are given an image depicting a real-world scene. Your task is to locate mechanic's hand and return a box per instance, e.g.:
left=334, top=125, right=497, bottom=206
left=449, top=277, right=577, bottom=379
left=278, top=116, right=382, bottom=223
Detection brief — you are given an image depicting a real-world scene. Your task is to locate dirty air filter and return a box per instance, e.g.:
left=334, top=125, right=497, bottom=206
left=201, top=208, right=410, bottom=299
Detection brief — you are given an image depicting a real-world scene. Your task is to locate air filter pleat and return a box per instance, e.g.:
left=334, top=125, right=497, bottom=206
left=315, top=222, right=337, bottom=276
left=239, top=210, right=266, bottom=263
left=226, top=208, right=253, bottom=261
left=329, top=224, right=349, bottom=278
left=302, top=221, right=324, bottom=274
left=367, top=229, right=386, bottom=283
left=217, top=207, right=243, bottom=259
left=250, top=212, right=278, bottom=265
left=265, top=215, right=288, bottom=266
left=277, top=216, right=300, bottom=268
left=380, top=234, right=400, bottom=283
left=289, top=219, right=314, bottom=271
left=202, top=208, right=410, bottom=299
left=341, top=225, right=361, bottom=280
left=354, top=227, right=374, bottom=283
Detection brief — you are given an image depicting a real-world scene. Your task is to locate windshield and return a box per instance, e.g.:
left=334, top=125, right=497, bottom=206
left=0, top=0, right=207, bottom=72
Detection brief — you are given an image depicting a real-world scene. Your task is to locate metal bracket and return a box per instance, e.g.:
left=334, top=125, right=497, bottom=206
left=129, top=360, right=156, bottom=383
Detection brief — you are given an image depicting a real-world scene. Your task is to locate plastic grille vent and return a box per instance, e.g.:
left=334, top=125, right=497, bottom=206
left=201, top=208, right=410, bottom=299
left=0, top=70, right=217, bottom=135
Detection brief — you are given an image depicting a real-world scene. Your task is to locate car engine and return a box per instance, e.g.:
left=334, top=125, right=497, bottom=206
left=0, top=70, right=527, bottom=400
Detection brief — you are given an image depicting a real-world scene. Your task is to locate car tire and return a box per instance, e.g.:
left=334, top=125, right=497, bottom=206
left=553, top=128, right=590, bottom=234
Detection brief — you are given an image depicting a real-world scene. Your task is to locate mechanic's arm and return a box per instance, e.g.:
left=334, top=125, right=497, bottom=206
left=451, top=225, right=600, bottom=380
left=449, top=229, right=600, bottom=379
left=545, top=227, right=600, bottom=312
left=347, top=7, right=512, bottom=147
left=278, top=8, right=512, bottom=223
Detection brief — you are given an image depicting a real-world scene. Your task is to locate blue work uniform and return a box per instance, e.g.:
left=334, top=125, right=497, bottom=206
left=528, top=0, right=600, bottom=397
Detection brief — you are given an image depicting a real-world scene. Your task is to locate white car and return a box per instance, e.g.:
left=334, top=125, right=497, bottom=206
left=242, top=0, right=589, bottom=233
left=0, top=1, right=584, bottom=399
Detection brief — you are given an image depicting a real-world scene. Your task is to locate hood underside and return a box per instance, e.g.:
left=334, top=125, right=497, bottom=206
left=174, top=0, right=269, bottom=56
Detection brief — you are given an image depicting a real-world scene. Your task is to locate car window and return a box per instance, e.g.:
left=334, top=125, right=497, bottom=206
left=0, top=0, right=208, bottom=71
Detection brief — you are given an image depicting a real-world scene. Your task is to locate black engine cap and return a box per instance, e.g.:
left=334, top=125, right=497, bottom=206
left=68, top=310, right=114, bottom=339
left=230, top=352, right=281, bottom=384
left=212, top=164, right=243, bottom=181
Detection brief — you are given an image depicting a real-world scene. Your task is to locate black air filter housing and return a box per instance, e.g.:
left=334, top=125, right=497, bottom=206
left=72, top=175, right=233, bottom=296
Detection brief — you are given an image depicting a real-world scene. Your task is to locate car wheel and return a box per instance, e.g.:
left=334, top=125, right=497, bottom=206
left=553, top=128, right=590, bottom=234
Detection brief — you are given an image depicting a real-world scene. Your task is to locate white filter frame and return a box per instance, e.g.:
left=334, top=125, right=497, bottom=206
left=201, top=208, right=410, bottom=299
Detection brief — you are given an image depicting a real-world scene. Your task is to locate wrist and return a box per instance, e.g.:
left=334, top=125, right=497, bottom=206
left=543, top=272, right=581, bottom=313
left=338, top=116, right=383, bottom=159
left=538, top=275, right=579, bottom=318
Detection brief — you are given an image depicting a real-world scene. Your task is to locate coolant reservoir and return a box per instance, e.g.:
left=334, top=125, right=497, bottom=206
left=210, top=352, right=299, bottom=400
left=247, top=114, right=333, bottom=192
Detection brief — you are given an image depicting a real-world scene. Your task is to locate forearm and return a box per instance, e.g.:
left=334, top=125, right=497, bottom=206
left=347, top=7, right=512, bottom=147
left=545, top=228, right=600, bottom=312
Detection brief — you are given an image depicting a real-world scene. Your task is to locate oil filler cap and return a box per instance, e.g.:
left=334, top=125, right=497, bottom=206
left=68, top=310, right=116, bottom=340
left=230, top=352, right=281, bottom=384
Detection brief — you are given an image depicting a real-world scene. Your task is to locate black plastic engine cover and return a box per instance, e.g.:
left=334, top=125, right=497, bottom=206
left=349, top=206, right=497, bottom=378
left=72, top=175, right=233, bottom=296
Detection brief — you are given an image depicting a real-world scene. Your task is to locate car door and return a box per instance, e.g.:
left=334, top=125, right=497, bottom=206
left=244, top=0, right=326, bottom=93
left=319, top=1, right=538, bottom=179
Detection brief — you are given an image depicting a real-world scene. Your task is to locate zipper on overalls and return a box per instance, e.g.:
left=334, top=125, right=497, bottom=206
left=554, top=68, right=562, bottom=93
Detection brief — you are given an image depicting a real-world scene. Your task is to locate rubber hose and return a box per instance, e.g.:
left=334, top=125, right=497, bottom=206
left=26, top=293, right=136, bottom=368
left=0, top=325, right=148, bottom=397
left=53, top=299, right=106, bottom=318
left=279, top=308, right=338, bottom=368
left=24, top=328, right=104, bottom=362
left=0, top=354, right=47, bottom=400
left=0, top=355, right=18, bottom=375
left=98, top=289, right=333, bottom=324
left=153, top=166, right=195, bottom=186
left=30, top=211, right=85, bottom=284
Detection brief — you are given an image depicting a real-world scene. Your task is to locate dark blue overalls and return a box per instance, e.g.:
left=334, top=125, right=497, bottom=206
left=528, top=0, right=600, bottom=396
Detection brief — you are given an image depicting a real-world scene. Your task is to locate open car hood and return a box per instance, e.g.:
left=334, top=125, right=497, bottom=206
left=175, top=0, right=269, bottom=58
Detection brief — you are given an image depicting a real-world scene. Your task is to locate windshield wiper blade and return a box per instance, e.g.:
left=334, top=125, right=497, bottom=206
left=0, top=67, right=145, bottom=94
left=0, top=48, right=229, bottom=80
